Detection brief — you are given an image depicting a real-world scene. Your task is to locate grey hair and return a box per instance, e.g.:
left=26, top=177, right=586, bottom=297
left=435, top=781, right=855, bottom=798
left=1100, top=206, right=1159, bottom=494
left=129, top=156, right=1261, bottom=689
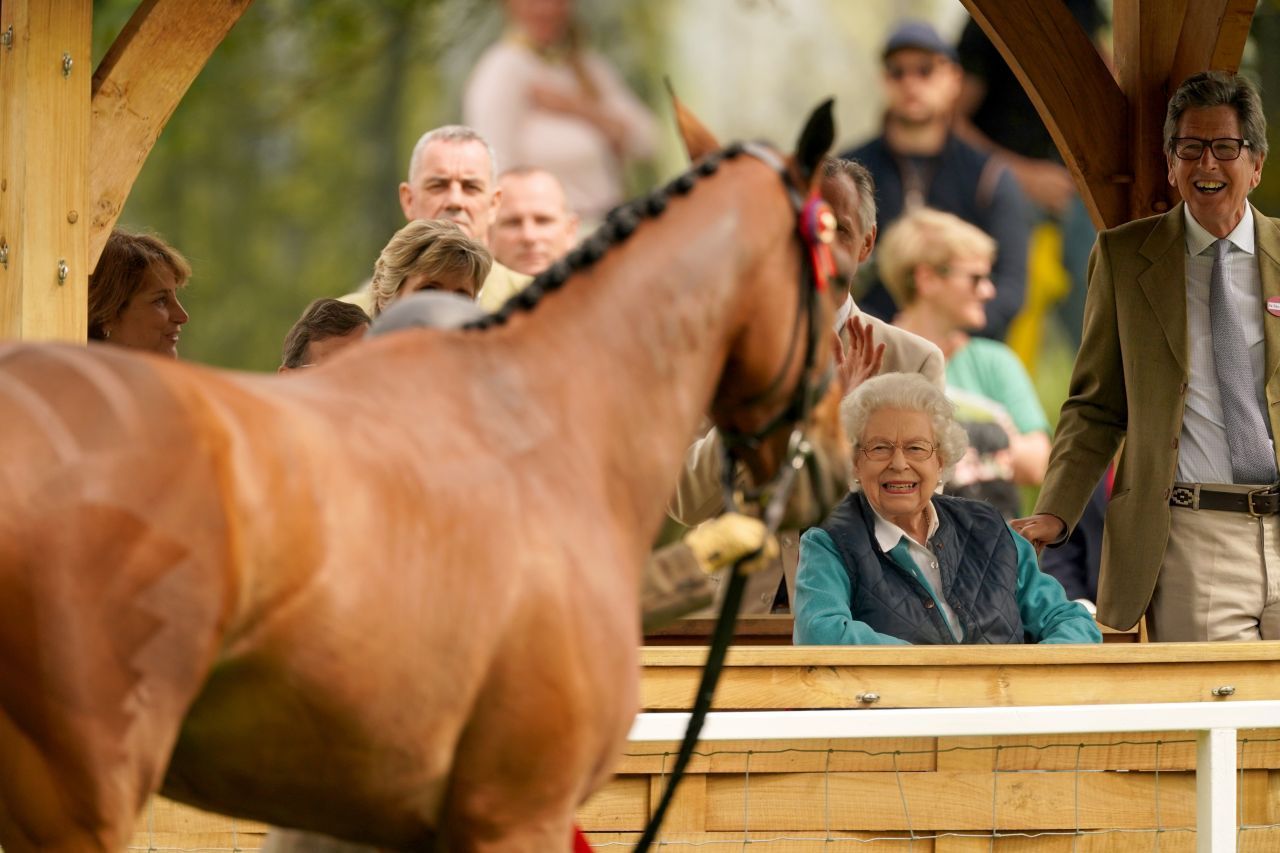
left=824, top=157, right=877, bottom=238
left=1164, top=71, right=1268, bottom=159
left=406, top=125, right=499, bottom=185
left=840, top=372, right=969, bottom=486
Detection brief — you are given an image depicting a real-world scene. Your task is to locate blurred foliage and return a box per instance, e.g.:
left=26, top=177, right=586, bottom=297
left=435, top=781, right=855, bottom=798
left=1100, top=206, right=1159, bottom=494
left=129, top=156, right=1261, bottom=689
left=91, top=0, right=668, bottom=372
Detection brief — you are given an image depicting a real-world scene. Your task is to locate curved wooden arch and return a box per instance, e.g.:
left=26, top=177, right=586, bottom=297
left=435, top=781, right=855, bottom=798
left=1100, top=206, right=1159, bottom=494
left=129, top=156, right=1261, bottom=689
left=962, top=0, right=1257, bottom=230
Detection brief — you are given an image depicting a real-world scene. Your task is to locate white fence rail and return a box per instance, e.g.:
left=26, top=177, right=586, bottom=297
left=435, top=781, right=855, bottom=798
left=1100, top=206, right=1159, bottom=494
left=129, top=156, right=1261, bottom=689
left=630, top=700, right=1280, bottom=852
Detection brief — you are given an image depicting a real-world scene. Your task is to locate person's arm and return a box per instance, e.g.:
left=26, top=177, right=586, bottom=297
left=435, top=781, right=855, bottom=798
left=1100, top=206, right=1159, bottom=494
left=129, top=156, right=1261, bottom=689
left=792, top=529, right=910, bottom=645
left=978, top=168, right=1032, bottom=340
left=668, top=429, right=728, bottom=526
left=1007, top=525, right=1101, bottom=644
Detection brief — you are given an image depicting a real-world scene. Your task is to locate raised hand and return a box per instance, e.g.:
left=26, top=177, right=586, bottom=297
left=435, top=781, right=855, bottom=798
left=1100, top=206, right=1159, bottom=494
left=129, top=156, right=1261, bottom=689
left=834, top=314, right=885, bottom=397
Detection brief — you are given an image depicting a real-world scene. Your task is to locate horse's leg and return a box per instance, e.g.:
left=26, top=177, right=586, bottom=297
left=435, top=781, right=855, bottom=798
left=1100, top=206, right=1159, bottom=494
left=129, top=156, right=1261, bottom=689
left=0, top=504, right=227, bottom=852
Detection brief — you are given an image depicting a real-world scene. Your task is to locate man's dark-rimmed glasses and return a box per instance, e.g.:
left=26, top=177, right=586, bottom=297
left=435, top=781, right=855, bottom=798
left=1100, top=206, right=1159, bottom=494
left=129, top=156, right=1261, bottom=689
left=1171, top=137, right=1252, bottom=161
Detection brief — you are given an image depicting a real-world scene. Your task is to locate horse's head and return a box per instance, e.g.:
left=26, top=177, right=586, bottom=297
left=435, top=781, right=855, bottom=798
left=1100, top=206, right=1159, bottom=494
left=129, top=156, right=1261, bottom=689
left=672, top=89, right=841, bottom=506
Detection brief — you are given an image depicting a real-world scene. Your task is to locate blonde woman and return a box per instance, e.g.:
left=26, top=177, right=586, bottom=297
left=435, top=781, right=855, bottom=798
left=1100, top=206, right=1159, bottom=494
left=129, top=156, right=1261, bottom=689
left=877, top=207, right=1051, bottom=489
left=368, top=219, right=493, bottom=318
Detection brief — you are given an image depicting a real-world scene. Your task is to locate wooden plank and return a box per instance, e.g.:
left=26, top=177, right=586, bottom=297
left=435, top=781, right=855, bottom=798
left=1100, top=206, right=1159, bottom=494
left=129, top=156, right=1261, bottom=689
left=88, top=0, right=252, bottom=268
left=961, top=0, right=1131, bottom=229
left=1170, top=0, right=1256, bottom=88
left=576, top=776, right=649, bottom=831
left=703, top=770, right=1238, bottom=832
left=642, top=641, right=1280, bottom=668
left=641, top=650, right=1280, bottom=710
left=0, top=0, right=91, bottom=342
left=940, top=729, right=1280, bottom=772
left=617, top=737, right=937, bottom=774
left=648, top=773, right=706, bottom=831
left=129, top=798, right=270, bottom=849
left=648, top=616, right=1141, bottom=645
left=583, top=831, right=931, bottom=851
left=1113, top=0, right=1186, bottom=220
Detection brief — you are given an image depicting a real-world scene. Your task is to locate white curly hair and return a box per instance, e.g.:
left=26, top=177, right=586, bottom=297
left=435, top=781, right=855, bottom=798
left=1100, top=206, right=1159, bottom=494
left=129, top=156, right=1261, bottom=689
left=839, top=372, right=969, bottom=486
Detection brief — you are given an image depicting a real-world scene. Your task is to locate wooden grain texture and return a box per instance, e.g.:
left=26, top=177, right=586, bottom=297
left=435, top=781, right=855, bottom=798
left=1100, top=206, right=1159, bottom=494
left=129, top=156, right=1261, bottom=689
left=128, top=797, right=269, bottom=849
left=0, top=0, right=90, bottom=342
left=703, top=770, right=1210, bottom=831
left=961, top=0, right=1130, bottom=229
left=1113, top=0, right=1187, bottom=220
left=88, top=0, right=251, bottom=268
left=1170, top=0, right=1256, bottom=89
left=640, top=644, right=1280, bottom=710
left=617, top=737, right=938, bottom=774
left=582, top=830, right=931, bottom=851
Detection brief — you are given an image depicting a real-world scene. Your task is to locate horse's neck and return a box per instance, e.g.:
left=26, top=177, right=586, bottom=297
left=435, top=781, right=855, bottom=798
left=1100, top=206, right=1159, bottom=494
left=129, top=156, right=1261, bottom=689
left=493, top=162, right=785, bottom=548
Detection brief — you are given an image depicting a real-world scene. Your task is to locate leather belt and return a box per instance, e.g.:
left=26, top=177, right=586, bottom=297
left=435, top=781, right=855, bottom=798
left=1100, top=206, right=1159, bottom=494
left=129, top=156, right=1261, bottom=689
left=1169, top=483, right=1280, bottom=516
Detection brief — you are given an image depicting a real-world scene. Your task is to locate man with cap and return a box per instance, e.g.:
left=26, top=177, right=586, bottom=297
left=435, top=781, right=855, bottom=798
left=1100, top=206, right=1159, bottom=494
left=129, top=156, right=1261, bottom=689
left=843, top=19, right=1031, bottom=340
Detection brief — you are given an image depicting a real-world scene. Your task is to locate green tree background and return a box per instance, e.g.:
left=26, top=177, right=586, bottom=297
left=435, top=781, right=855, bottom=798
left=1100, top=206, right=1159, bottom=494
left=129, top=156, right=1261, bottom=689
left=90, top=0, right=1280, bottom=375
left=91, top=0, right=669, bottom=372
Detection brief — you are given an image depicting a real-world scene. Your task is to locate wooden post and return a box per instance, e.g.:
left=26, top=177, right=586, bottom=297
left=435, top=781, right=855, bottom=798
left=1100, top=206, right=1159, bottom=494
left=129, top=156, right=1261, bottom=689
left=0, top=0, right=91, bottom=342
left=1113, top=0, right=1187, bottom=222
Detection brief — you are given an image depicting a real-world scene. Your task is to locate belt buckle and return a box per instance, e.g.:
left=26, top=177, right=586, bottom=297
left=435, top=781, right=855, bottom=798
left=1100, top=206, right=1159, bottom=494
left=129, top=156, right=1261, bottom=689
left=1171, top=483, right=1200, bottom=509
left=1247, top=486, right=1277, bottom=517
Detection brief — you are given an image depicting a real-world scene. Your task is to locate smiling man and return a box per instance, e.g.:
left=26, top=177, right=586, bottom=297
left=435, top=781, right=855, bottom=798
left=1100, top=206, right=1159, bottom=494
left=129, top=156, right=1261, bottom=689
left=1015, top=72, right=1280, bottom=642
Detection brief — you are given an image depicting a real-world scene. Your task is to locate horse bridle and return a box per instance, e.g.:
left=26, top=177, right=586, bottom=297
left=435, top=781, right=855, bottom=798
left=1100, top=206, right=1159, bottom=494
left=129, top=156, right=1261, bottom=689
left=635, top=142, right=836, bottom=853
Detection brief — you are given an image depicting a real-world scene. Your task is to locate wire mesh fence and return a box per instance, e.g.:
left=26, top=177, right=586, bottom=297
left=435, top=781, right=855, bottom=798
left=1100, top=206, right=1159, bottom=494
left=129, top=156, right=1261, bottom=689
left=89, top=731, right=1280, bottom=852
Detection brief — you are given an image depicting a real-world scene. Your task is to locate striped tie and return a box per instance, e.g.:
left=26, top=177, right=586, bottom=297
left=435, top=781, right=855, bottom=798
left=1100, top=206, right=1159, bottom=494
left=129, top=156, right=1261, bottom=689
left=1209, top=238, right=1277, bottom=484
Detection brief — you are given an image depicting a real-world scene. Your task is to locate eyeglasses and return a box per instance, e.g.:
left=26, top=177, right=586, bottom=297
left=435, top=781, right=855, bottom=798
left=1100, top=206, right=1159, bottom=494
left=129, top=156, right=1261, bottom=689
left=937, top=266, right=992, bottom=289
left=886, top=60, right=942, bottom=81
left=859, top=439, right=936, bottom=462
left=1170, top=137, right=1252, bottom=161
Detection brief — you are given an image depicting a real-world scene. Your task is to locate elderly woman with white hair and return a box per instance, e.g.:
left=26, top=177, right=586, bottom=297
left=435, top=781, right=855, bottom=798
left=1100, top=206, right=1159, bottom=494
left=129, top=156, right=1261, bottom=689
left=792, top=373, right=1100, bottom=645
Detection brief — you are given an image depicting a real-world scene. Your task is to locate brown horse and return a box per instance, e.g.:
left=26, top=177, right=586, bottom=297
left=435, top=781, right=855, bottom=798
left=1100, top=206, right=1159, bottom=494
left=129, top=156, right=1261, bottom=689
left=0, top=104, right=835, bottom=852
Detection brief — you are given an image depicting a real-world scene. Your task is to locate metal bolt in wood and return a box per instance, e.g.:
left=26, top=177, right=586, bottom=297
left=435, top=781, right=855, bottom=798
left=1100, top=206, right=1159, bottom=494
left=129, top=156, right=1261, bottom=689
left=0, top=242, right=8, bottom=269
left=1210, top=685, right=1235, bottom=697
left=57, top=259, right=68, bottom=284
left=62, top=52, right=73, bottom=77
left=1, top=26, right=12, bottom=51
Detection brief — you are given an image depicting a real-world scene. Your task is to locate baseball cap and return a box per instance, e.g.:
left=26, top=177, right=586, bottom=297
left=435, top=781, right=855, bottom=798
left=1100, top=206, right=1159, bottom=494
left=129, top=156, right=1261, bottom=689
left=882, top=20, right=958, bottom=63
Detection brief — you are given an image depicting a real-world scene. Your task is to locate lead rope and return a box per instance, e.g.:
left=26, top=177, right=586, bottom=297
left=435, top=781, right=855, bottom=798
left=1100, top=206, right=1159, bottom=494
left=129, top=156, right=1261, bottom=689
left=631, top=429, right=811, bottom=853
left=633, top=264, right=825, bottom=853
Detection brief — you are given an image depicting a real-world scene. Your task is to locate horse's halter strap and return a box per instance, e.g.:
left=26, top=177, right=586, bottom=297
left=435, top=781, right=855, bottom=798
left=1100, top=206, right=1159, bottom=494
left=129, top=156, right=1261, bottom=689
left=636, top=142, right=838, bottom=853
left=719, top=142, right=836, bottom=519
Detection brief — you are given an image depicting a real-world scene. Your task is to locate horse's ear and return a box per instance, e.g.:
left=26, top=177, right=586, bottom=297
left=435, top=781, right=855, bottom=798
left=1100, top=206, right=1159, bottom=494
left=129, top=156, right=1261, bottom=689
left=793, top=98, right=835, bottom=186
left=666, top=78, right=720, bottom=162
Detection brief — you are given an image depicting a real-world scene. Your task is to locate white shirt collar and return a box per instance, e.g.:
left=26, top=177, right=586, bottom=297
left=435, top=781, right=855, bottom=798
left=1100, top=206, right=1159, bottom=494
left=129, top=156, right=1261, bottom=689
left=834, top=294, right=858, bottom=333
left=870, top=498, right=939, bottom=553
left=1184, top=203, right=1255, bottom=256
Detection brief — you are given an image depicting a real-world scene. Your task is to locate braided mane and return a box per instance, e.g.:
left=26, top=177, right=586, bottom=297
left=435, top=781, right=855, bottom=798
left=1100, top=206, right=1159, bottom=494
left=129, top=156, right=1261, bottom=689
left=463, top=142, right=747, bottom=331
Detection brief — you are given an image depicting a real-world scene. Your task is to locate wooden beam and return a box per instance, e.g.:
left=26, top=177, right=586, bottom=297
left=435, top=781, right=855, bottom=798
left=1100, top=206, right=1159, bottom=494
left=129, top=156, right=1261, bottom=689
left=0, top=0, right=91, bottom=342
left=1113, top=0, right=1188, bottom=221
left=962, top=0, right=1131, bottom=229
left=88, top=0, right=252, bottom=269
left=1170, top=0, right=1256, bottom=87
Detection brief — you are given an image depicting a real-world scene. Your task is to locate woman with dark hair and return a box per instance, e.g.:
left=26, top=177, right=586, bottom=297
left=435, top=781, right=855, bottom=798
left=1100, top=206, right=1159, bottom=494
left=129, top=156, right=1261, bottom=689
left=89, top=228, right=192, bottom=358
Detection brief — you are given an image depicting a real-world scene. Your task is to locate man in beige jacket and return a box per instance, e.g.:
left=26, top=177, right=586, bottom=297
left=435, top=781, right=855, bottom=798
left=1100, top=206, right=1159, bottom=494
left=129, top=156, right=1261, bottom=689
left=1015, top=72, right=1280, bottom=641
left=666, top=157, right=945, bottom=615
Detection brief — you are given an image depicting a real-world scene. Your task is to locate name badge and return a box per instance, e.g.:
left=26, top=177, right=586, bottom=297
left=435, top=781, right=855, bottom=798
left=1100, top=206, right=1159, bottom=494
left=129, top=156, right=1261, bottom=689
left=1268, top=298, right=1280, bottom=317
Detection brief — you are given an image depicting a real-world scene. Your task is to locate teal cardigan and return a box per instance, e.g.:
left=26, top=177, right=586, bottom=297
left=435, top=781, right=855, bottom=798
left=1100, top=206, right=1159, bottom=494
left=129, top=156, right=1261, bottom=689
left=793, top=519, right=1102, bottom=646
